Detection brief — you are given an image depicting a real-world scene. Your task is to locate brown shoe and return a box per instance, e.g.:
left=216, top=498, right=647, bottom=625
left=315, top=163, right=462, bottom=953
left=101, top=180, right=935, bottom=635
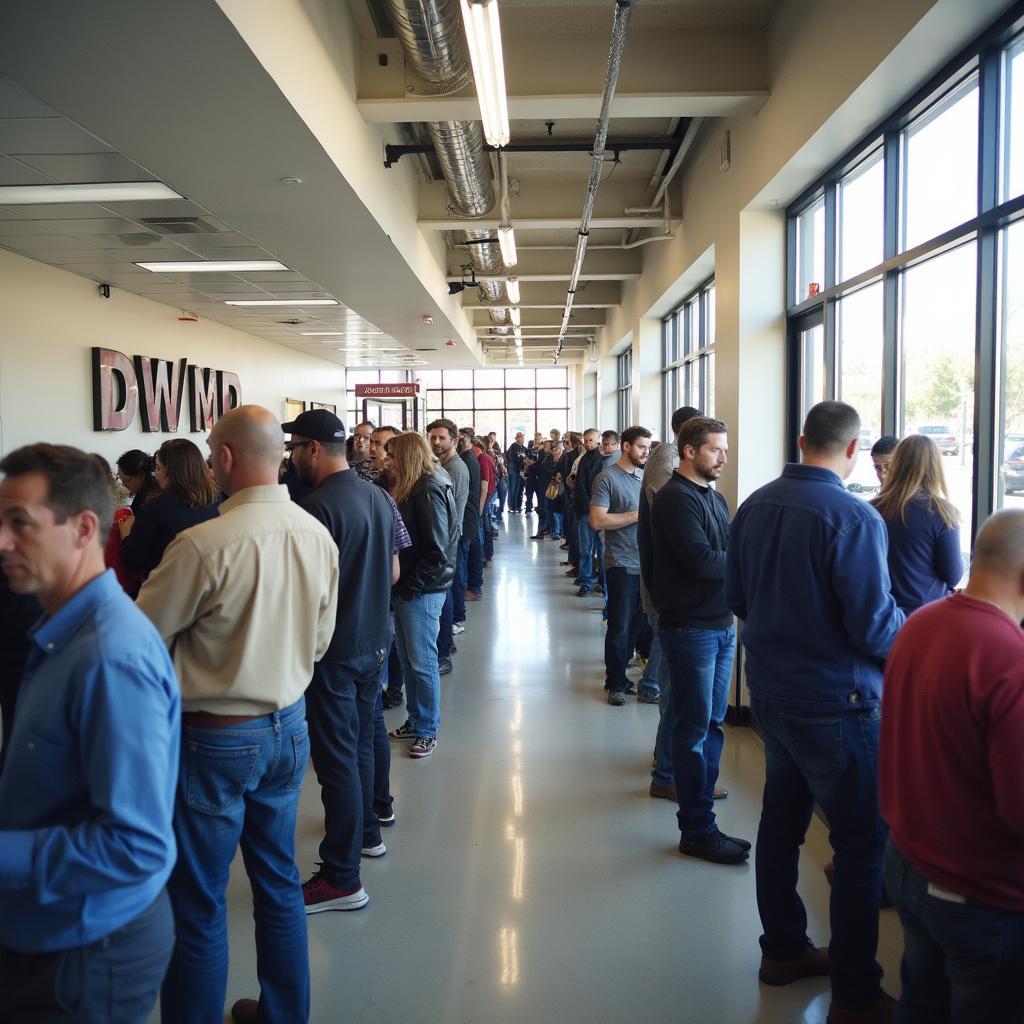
left=758, top=944, right=829, bottom=986
left=713, top=786, right=728, bottom=800
left=463, top=590, right=482, bottom=602
left=827, top=992, right=896, bottom=1024
left=231, top=998, right=261, bottom=1023
left=649, top=780, right=677, bottom=801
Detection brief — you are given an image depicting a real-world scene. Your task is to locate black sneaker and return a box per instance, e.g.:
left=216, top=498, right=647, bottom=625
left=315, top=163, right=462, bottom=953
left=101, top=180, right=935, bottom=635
left=624, top=682, right=637, bottom=695
left=720, top=830, right=752, bottom=851
left=438, top=658, right=453, bottom=676
left=382, top=690, right=403, bottom=710
left=576, top=586, right=592, bottom=597
left=679, top=828, right=750, bottom=864
left=607, top=691, right=626, bottom=707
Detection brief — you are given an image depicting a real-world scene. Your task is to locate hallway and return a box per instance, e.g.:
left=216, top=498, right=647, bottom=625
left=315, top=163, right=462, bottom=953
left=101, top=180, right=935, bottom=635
left=211, top=514, right=903, bottom=1024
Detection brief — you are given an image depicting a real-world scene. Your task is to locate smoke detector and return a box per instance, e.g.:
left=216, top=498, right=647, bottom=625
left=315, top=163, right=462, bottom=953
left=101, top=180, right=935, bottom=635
left=421, top=314, right=434, bottom=325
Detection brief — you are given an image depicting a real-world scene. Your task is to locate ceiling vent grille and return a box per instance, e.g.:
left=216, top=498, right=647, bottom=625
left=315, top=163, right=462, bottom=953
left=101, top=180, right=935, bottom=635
left=138, top=216, right=223, bottom=235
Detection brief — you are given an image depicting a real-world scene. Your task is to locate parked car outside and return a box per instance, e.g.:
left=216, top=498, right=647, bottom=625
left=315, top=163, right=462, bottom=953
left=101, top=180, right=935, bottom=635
left=1003, top=444, right=1024, bottom=495
left=916, top=424, right=959, bottom=456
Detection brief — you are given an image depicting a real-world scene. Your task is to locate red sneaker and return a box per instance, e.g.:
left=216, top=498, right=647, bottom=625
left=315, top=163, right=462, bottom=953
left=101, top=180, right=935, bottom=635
left=302, top=872, right=369, bottom=913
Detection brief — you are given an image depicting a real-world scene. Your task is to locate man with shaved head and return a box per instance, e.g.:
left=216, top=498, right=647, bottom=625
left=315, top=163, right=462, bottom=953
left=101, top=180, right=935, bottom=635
left=881, top=508, right=1024, bottom=1023
left=138, top=405, right=339, bottom=1024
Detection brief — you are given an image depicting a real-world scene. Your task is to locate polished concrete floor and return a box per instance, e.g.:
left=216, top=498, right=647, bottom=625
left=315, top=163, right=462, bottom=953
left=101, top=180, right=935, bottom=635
left=175, top=512, right=904, bottom=1024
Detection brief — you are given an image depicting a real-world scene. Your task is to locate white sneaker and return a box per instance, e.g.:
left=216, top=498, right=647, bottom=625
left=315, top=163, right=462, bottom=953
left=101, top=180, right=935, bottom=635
left=452, top=622, right=465, bottom=635
left=361, top=842, right=387, bottom=858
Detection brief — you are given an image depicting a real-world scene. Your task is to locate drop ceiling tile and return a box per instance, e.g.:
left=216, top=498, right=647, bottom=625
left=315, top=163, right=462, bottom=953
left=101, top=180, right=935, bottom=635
left=168, top=232, right=261, bottom=250
left=234, top=271, right=307, bottom=284
left=156, top=272, right=251, bottom=286
left=0, top=153, right=51, bottom=185
left=30, top=217, right=141, bottom=235
left=0, top=76, right=58, bottom=117
left=14, top=153, right=155, bottom=183
left=102, top=200, right=207, bottom=219
left=3, top=202, right=113, bottom=219
left=0, top=233, right=104, bottom=250
left=250, top=279, right=328, bottom=292
left=0, top=117, right=110, bottom=155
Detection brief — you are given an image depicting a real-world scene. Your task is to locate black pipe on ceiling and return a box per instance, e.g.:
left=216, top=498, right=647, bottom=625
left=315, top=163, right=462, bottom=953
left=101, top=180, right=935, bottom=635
left=384, top=137, right=678, bottom=168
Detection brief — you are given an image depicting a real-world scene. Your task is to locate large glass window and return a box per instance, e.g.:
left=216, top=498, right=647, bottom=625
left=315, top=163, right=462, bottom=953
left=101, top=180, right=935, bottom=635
left=902, top=76, right=979, bottom=250
left=786, top=10, right=1024, bottom=544
left=617, top=350, right=632, bottom=430
left=998, top=218, right=1024, bottom=509
left=661, top=279, right=716, bottom=436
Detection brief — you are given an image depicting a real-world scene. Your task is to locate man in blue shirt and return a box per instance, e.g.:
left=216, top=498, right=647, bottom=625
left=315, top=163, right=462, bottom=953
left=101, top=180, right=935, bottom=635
left=727, top=402, right=904, bottom=1023
left=0, top=443, right=179, bottom=1023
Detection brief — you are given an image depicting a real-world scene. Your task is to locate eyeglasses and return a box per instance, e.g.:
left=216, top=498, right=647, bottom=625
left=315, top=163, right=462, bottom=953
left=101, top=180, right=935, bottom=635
left=284, top=440, right=314, bottom=453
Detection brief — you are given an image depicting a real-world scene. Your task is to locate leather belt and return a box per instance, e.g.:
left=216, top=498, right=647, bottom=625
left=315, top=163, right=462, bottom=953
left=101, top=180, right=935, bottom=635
left=181, top=711, right=266, bottom=728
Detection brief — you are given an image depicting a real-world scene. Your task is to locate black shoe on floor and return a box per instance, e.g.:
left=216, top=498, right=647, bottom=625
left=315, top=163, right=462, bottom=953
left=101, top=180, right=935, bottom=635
left=679, top=828, right=750, bottom=864
left=576, top=586, right=593, bottom=597
left=382, top=691, right=404, bottom=710
left=438, top=658, right=453, bottom=676
left=607, top=691, right=626, bottom=706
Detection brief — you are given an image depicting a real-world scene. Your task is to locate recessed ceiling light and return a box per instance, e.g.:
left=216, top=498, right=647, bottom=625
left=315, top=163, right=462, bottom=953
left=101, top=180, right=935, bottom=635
left=136, top=260, right=288, bottom=273
left=224, top=299, right=339, bottom=306
left=0, top=182, right=184, bottom=204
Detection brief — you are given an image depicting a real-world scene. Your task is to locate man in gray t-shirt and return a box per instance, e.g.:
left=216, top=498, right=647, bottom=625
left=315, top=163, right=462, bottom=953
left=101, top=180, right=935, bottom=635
left=589, top=426, right=653, bottom=705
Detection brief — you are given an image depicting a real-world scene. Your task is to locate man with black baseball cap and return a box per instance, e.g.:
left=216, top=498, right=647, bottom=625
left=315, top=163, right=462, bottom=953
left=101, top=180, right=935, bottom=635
left=282, top=408, right=401, bottom=915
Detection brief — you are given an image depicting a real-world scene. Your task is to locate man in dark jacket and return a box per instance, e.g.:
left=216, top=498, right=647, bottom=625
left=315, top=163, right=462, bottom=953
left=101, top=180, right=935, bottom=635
left=458, top=434, right=484, bottom=608
left=505, top=433, right=528, bottom=512
left=727, top=401, right=903, bottom=1021
left=652, top=417, right=746, bottom=866
left=574, top=430, right=618, bottom=595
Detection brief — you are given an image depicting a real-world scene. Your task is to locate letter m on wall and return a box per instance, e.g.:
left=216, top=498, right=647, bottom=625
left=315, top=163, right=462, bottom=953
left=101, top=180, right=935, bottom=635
left=188, top=365, right=219, bottom=431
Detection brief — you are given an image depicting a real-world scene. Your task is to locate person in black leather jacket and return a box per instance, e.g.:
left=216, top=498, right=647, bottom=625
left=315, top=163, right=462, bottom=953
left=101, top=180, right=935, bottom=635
left=384, top=432, right=458, bottom=759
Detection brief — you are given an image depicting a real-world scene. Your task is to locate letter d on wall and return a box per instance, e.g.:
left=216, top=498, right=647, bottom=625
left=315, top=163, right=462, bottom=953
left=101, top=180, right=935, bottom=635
left=92, top=347, right=138, bottom=431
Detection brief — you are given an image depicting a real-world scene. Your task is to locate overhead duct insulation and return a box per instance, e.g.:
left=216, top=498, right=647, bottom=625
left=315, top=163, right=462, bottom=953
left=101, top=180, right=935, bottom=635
left=385, top=0, right=507, bottom=321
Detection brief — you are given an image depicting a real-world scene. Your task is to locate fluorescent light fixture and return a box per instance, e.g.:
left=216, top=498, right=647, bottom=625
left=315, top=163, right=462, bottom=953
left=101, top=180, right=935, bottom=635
left=0, top=182, right=184, bottom=205
left=510, top=306, right=521, bottom=327
left=505, top=276, right=520, bottom=304
left=460, top=0, right=510, bottom=148
left=224, top=299, right=339, bottom=306
left=498, top=224, right=517, bottom=267
left=136, top=260, right=288, bottom=273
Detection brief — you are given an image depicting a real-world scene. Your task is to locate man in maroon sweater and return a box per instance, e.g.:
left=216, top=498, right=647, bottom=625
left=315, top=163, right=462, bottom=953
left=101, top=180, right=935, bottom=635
left=880, top=508, right=1024, bottom=1023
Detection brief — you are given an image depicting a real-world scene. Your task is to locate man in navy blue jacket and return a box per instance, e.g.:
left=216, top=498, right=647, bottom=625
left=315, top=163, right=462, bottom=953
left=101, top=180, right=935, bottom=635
left=727, top=401, right=904, bottom=1024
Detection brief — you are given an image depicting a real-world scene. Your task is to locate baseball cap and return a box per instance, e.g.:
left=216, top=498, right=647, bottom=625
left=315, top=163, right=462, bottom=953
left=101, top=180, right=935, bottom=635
left=281, top=408, right=346, bottom=443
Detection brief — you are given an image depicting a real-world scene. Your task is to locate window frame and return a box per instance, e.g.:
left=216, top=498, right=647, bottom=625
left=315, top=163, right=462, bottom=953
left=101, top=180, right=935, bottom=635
left=661, top=277, right=716, bottom=437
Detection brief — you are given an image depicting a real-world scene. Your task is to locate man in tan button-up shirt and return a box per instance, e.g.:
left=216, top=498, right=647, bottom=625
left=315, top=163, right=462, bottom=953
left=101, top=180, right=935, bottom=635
left=137, top=405, right=338, bottom=1024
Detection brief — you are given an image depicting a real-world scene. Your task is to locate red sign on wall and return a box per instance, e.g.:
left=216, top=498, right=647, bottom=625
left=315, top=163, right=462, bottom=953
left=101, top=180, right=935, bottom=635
left=354, top=382, right=421, bottom=399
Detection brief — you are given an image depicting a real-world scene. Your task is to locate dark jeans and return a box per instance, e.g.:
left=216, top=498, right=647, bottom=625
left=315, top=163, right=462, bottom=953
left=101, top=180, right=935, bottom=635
left=383, top=634, right=404, bottom=702
left=564, top=507, right=579, bottom=566
left=372, top=687, right=392, bottom=823
left=660, top=624, right=735, bottom=835
left=604, top=567, right=645, bottom=693
left=437, top=586, right=454, bottom=660
left=525, top=478, right=541, bottom=515
left=468, top=523, right=484, bottom=589
left=495, top=477, right=508, bottom=516
left=453, top=536, right=471, bottom=620
left=576, top=517, right=602, bottom=589
left=508, top=468, right=524, bottom=510
left=751, top=695, right=886, bottom=1010
left=161, top=698, right=310, bottom=1024
left=306, top=652, right=384, bottom=890
left=481, top=513, right=494, bottom=560
left=884, top=842, right=1024, bottom=1023
left=0, top=891, right=173, bottom=1024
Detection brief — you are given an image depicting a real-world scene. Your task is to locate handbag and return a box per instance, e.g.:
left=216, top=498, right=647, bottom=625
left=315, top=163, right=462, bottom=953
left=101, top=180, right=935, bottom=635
left=545, top=478, right=563, bottom=501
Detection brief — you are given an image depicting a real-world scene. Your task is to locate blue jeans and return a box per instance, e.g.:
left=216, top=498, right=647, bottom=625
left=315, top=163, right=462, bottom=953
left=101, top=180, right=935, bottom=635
left=577, top=517, right=600, bottom=588
left=454, top=536, right=471, bottom=620
left=604, top=567, right=644, bottom=693
left=467, top=527, right=484, bottom=592
left=638, top=619, right=663, bottom=700
left=564, top=508, right=579, bottom=566
left=751, top=695, right=886, bottom=1010
left=508, top=468, right=523, bottom=510
left=372, top=687, right=392, bottom=822
left=659, top=624, right=735, bottom=834
left=393, top=590, right=446, bottom=737
left=495, top=477, right=508, bottom=517
left=650, top=617, right=675, bottom=786
left=0, top=890, right=173, bottom=1023
left=481, top=513, right=494, bottom=560
left=162, top=698, right=310, bottom=1024
left=306, top=652, right=384, bottom=890
left=884, top=842, right=1024, bottom=1023
left=437, top=586, right=454, bottom=661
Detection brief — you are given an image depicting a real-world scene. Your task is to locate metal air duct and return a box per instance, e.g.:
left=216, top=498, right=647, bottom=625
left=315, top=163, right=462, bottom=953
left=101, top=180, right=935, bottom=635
left=384, top=0, right=507, bottom=315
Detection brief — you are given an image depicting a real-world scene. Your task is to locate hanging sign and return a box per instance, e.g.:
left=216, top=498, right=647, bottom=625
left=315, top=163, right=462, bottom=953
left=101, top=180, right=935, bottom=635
left=354, top=382, right=420, bottom=399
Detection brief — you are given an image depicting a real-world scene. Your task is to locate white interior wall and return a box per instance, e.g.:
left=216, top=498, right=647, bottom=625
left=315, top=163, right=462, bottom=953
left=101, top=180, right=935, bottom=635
left=0, top=251, right=345, bottom=461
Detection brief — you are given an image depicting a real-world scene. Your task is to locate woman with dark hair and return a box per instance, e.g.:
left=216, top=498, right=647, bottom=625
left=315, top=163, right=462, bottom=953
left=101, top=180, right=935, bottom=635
left=116, top=448, right=161, bottom=509
left=872, top=433, right=963, bottom=614
left=384, top=432, right=459, bottom=759
left=121, top=438, right=220, bottom=581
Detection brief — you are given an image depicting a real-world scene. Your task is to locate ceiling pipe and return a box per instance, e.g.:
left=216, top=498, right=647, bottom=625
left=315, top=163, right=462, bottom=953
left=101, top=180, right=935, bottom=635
left=554, top=0, right=636, bottom=363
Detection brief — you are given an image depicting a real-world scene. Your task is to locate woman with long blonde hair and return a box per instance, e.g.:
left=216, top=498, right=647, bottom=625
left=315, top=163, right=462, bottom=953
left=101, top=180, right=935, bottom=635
left=871, top=433, right=963, bottom=613
left=384, top=431, right=459, bottom=759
